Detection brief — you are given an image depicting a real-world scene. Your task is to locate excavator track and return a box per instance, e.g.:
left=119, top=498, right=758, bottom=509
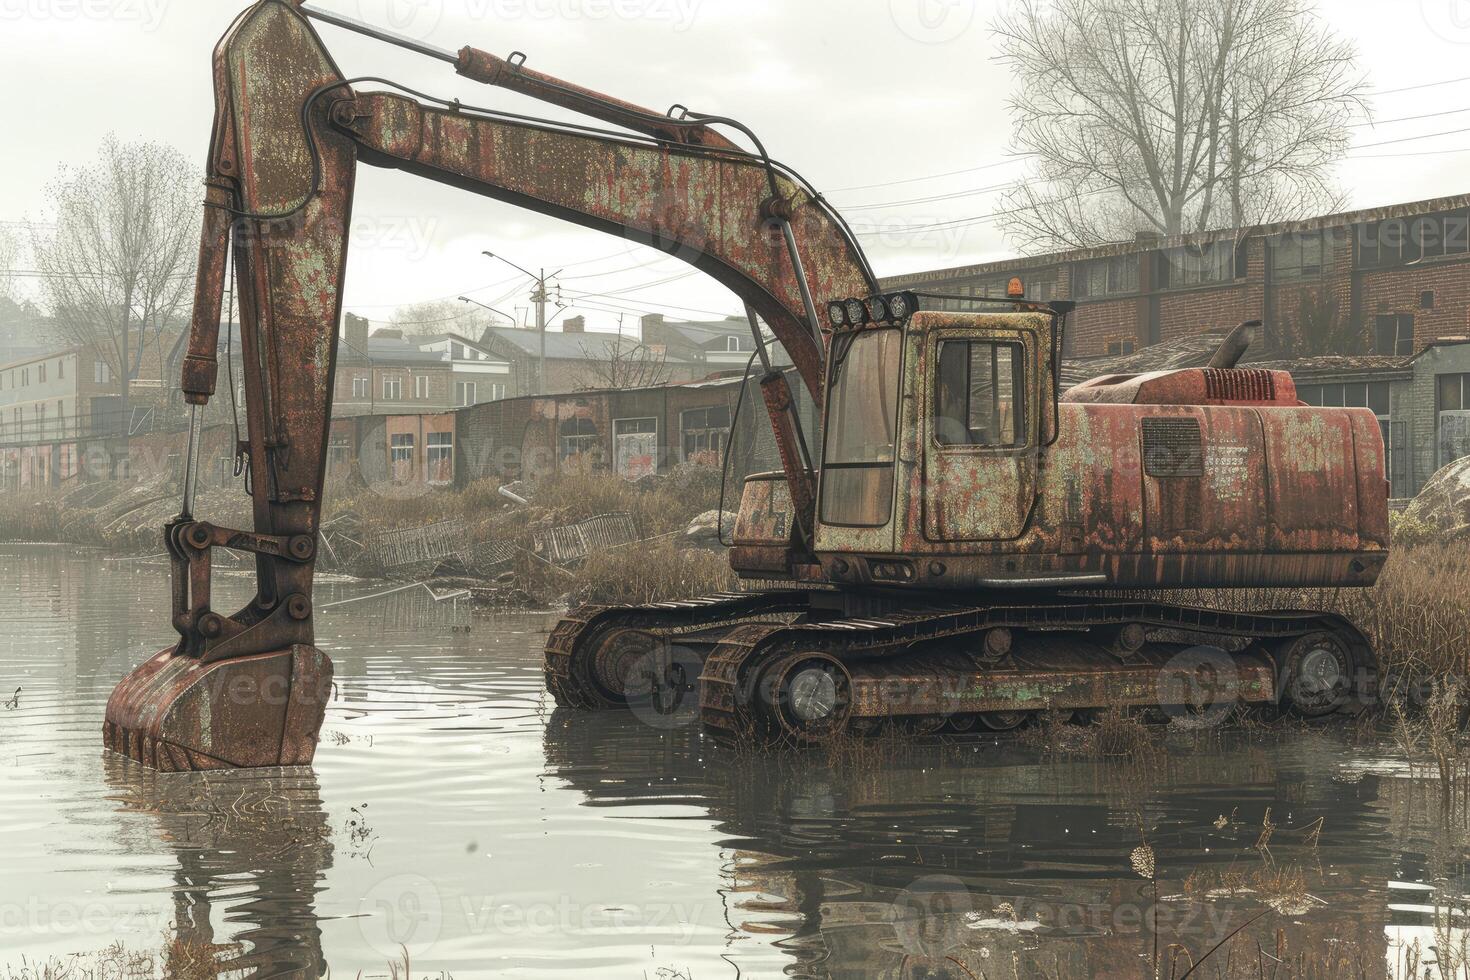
left=697, top=599, right=1375, bottom=745
left=544, top=591, right=812, bottom=708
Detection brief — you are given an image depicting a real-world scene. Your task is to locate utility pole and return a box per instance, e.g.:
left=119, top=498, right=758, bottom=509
left=483, top=251, right=562, bottom=395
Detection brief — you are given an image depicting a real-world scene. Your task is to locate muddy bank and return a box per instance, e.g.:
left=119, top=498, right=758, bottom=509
left=0, top=465, right=736, bottom=608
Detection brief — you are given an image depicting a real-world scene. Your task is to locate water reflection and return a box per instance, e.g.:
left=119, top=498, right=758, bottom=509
left=542, top=709, right=1402, bottom=978
left=6, top=544, right=1470, bottom=978
left=102, top=757, right=332, bottom=978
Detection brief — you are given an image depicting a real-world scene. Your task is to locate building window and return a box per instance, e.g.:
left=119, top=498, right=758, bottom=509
left=414, top=375, right=428, bottom=399
left=726, top=337, right=742, bottom=352
left=681, top=405, right=732, bottom=465
left=456, top=381, right=477, bottom=407
left=1271, top=232, right=1328, bottom=281
left=1359, top=209, right=1470, bottom=268
left=558, top=418, right=600, bottom=461
left=1438, top=374, right=1470, bottom=470
left=390, top=433, right=415, bottom=478
left=352, top=375, right=369, bottom=399
left=1073, top=256, right=1138, bottom=298
left=327, top=435, right=351, bottom=476
left=1106, top=338, right=1136, bottom=356
left=21, top=368, right=28, bottom=386
left=1159, top=242, right=1238, bottom=288
left=613, top=417, right=659, bottom=480
left=57, top=360, right=63, bottom=380
left=94, top=361, right=110, bottom=384
left=1374, top=314, right=1414, bottom=356
left=489, top=383, right=506, bottom=402
left=383, top=377, right=402, bottom=401
left=426, top=432, right=453, bottom=483
left=38, top=364, right=46, bottom=383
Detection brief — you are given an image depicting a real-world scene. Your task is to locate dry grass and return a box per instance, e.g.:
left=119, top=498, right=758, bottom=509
left=1, top=937, right=231, bottom=980
left=571, top=537, right=736, bottom=606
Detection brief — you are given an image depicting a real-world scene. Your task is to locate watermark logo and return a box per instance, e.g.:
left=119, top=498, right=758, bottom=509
left=890, top=0, right=977, bottom=44
left=1422, top=0, right=1470, bottom=43
left=356, top=0, right=445, bottom=41
left=1156, top=646, right=1240, bottom=729
left=359, top=873, right=445, bottom=957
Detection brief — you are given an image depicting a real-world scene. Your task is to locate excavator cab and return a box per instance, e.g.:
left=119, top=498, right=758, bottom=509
left=733, top=291, right=1065, bottom=586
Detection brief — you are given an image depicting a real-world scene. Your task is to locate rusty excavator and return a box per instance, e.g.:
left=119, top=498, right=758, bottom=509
left=105, top=0, right=1388, bottom=771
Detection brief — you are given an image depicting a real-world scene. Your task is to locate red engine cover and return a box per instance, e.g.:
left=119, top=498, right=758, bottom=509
left=1063, top=367, right=1299, bottom=407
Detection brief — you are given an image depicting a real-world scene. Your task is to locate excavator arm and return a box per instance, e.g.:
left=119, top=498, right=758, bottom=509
left=106, top=0, right=873, bottom=770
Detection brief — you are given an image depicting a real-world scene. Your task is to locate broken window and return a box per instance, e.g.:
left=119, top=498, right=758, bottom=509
left=559, top=417, right=600, bottom=462
left=680, top=406, right=731, bottom=466
left=1374, top=314, right=1414, bottom=356
left=934, top=340, right=1027, bottom=449
left=390, top=433, right=414, bottom=481
left=426, top=432, right=453, bottom=484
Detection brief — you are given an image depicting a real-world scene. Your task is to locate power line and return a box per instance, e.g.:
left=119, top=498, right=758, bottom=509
left=1352, top=124, right=1470, bottom=150
left=828, top=156, right=1035, bottom=194
left=1351, top=105, right=1470, bottom=128
left=838, top=180, right=1016, bottom=211
left=1370, top=75, right=1470, bottom=96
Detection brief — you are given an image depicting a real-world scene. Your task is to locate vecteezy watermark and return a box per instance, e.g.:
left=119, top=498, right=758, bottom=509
left=1421, top=0, right=1470, bottom=43
left=0, top=0, right=169, bottom=30
left=357, top=874, right=705, bottom=957
left=889, top=0, right=977, bottom=44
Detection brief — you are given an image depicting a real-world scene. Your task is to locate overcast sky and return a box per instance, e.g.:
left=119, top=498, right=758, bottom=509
left=3, top=0, right=1469, bottom=336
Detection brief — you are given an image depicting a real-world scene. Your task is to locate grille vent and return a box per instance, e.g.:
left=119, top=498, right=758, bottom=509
left=1142, top=418, right=1204, bottom=478
left=1203, top=368, right=1275, bottom=402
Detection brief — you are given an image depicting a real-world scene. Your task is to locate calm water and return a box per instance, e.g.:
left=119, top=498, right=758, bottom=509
left=0, top=545, right=1463, bottom=979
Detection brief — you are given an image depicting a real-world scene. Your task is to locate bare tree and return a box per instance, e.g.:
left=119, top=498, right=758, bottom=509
left=30, top=136, right=200, bottom=413
left=388, top=299, right=496, bottom=338
left=574, top=335, right=670, bottom=390
left=994, top=0, right=1368, bottom=252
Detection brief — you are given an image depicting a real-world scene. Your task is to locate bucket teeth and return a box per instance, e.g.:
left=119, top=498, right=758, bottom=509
left=104, top=645, right=333, bottom=771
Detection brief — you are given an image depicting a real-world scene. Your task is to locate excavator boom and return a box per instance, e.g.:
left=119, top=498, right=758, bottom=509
left=105, top=0, right=872, bottom=769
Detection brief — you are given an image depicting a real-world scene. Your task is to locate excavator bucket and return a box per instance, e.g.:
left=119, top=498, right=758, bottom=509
left=104, top=646, right=332, bottom=771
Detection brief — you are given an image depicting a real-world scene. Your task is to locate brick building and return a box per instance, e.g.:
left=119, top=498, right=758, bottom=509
left=883, top=193, right=1470, bottom=361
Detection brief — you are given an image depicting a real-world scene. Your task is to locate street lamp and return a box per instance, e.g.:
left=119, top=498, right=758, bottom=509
left=483, top=251, right=563, bottom=395
left=457, top=296, right=517, bottom=326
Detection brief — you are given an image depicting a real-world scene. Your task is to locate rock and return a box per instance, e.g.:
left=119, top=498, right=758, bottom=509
left=685, top=509, right=736, bottom=543
left=1400, top=457, right=1470, bottom=542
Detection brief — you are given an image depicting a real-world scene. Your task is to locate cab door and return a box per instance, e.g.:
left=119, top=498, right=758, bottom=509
left=922, top=327, right=1038, bottom=542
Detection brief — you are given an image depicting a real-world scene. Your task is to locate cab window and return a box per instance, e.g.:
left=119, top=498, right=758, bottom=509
left=934, top=340, right=1026, bottom=448
left=820, top=329, right=902, bottom=527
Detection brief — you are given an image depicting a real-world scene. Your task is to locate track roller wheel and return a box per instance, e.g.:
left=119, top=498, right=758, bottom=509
left=977, top=711, right=1030, bottom=732
left=1279, top=631, right=1354, bottom=718
left=760, top=654, right=852, bottom=742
